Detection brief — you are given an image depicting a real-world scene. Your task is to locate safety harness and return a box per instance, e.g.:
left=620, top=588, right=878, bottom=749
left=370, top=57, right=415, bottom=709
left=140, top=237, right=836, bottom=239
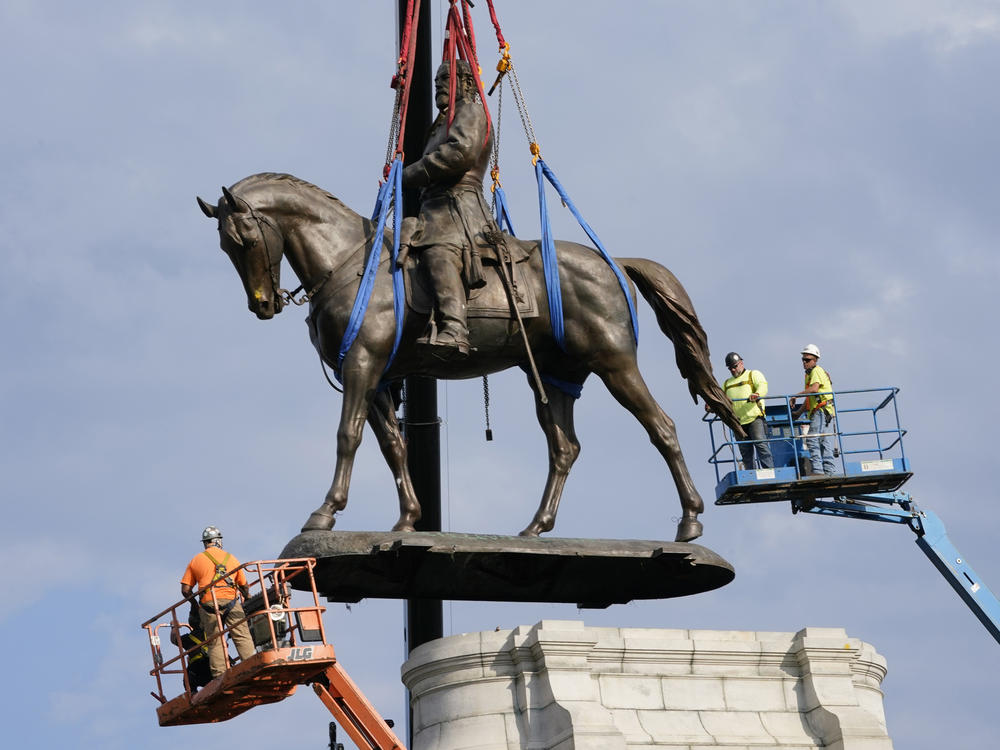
left=807, top=369, right=835, bottom=418
left=200, top=549, right=238, bottom=615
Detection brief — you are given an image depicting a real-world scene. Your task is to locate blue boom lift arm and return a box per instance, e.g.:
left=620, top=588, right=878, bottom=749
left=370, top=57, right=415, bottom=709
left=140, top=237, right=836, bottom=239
left=792, top=492, right=1000, bottom=645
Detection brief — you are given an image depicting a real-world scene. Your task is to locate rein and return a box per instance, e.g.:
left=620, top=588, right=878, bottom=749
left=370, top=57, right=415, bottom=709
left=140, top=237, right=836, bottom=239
left=230, top=197, right=287, bottom=308
left=235, top=197, right=340, bottom=309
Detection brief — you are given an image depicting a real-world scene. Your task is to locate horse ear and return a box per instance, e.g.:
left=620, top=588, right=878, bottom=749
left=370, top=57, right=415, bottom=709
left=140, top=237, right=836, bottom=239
left=197, top=196, right=217, bottom=218
left=221, top=186, right=242, bottom=212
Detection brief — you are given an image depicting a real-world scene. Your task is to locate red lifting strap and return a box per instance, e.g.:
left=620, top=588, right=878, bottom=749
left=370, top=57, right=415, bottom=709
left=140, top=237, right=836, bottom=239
left=443, top=0, right=491, bottom=142
left=391, top=0, right=501, bottom=164
left=462, top=0, right=478, bottom=60
left=393, top=0, right=423, bottom=162
left=484, top=0, right=507, bottom=50
left=398, top=0, right=418, bottom=68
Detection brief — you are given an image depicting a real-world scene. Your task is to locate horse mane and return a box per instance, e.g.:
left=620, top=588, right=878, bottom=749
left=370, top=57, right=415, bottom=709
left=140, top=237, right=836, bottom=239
left=231, top=172, right=351, bottom=213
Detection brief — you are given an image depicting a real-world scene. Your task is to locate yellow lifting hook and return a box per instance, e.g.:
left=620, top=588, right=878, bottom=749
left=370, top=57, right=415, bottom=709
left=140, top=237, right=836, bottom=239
left=488, top=44, right=511, bottom=96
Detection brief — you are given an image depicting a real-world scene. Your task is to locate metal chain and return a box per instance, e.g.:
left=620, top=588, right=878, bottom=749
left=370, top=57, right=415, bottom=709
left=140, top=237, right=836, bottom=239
left=384, top=87, right=403, bottom=166
left=483, top=375, right=493, bottom=441
left=490, top=81, right=503, bottom=214
left=491, top=80, right=503, bottom=173
left=279, top=287, right=308, bottom=306
left=507, top=60, right=537, bottom=149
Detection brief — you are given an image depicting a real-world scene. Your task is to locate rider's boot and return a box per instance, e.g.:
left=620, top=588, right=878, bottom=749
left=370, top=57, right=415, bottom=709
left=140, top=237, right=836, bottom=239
left=421, top=247, right=470, bottom=357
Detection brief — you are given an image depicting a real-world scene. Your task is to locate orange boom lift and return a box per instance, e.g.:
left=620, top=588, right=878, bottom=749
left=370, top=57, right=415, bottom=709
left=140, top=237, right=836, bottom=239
left=142, top=558, right=404, bottom=750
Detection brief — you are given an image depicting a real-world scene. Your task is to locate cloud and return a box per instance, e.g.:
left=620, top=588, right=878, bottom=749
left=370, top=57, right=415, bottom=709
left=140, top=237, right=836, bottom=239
left=840, top=0, right=1000, bottom=51
left=4, top=3, right=1000, bottom=749
left=805, top=272, right=915, bottom=356
left=0, top=537, right=96, bottom=623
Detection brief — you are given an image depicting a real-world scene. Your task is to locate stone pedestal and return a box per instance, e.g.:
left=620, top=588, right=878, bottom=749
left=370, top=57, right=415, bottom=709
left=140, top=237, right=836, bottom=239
left=401, top=620, right=893, bottom=750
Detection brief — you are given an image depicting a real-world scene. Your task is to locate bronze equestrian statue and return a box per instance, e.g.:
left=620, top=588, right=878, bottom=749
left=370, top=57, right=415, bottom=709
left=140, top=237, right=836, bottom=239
left=197, top=63, right=742, bottom=543
left=198, top=170, right=741, bottom=542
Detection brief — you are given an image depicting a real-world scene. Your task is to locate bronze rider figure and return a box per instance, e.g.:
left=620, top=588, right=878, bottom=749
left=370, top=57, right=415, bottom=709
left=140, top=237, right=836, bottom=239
left=402, top=60, right=497, bottom=357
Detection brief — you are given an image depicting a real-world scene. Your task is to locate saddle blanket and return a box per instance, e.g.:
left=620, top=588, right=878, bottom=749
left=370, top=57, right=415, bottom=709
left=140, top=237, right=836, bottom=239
left=404, top=257, right=539, bottom=319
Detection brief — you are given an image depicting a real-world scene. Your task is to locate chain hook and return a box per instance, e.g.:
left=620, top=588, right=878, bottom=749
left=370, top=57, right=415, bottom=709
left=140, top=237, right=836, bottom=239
left=488, top=44, right=511, bottom=96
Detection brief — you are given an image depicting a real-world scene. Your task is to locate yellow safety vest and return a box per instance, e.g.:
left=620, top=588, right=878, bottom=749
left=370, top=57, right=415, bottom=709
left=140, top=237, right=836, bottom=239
left=723, top=369, right=767, bottom=426
left=805, top=365, right=835, bottom=416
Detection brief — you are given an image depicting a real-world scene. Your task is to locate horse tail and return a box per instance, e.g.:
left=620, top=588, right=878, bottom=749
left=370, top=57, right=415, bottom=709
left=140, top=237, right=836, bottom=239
left=618, top=257, right=745, bottom=437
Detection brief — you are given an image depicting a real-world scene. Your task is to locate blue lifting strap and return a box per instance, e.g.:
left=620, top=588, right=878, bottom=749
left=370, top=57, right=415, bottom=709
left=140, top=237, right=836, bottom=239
left=493, top=183, right=517, bottom=236
left=535, top=158, right=639, bottom=352
left=336, top=157, right=406, bottom=377
left=499, top=188, right=582, bottom=400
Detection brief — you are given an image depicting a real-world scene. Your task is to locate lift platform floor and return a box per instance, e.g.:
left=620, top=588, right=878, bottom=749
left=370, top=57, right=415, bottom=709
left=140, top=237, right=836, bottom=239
left=280, top=531, right=734, bottom=607
left=715, top=470, right=912, bottom=505
left=156, top=644, right=337, bottom=726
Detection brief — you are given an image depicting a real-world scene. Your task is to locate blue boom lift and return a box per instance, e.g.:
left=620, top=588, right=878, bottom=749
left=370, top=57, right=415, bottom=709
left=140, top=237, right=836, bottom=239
left=705, top=386, right=1000, bottom=644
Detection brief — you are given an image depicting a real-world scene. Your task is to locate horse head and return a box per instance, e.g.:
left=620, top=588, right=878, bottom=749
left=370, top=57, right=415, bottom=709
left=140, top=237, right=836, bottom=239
left=198, top=186, right=286, bottom=320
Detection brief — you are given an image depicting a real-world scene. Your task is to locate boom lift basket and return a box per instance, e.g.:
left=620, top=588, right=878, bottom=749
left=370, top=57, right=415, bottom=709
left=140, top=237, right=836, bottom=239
left=705, top=386, right=912, bottom=504
left=143, top=558, right=335, bottom=726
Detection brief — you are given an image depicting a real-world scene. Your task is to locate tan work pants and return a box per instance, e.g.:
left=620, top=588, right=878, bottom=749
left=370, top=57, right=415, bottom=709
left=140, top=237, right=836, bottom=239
left=199, top=600, right=256, bottom=677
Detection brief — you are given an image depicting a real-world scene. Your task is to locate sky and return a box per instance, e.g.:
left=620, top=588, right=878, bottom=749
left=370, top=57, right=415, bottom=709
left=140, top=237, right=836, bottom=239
left=2, top=1, right=999, bottom=748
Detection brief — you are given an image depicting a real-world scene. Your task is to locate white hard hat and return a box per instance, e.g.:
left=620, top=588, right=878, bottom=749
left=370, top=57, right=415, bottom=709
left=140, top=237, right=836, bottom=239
left=201, top=525, right=223, bottom=542
left=801, top=344, right=821, bottom=358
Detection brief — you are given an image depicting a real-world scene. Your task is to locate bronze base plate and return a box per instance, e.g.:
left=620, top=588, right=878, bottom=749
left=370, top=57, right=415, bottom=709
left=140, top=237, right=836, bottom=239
left=280, top=531, right=734, bottom=608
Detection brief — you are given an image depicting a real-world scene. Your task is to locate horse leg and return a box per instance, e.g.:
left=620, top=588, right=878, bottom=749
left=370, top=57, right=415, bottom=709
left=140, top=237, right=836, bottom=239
left=301, top=369, right=376, bottom=532
left=366, top=389, right=421, bottom=532
left=600, top=364, right=705, bottom=542
left=519, top=384, right=581, bottom=537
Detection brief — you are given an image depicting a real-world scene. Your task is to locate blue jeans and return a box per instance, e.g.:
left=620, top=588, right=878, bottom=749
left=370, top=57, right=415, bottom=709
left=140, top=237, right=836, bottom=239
left=739, top=416, right=773, bottom=470
left=807, top=409, right=838, bottom=475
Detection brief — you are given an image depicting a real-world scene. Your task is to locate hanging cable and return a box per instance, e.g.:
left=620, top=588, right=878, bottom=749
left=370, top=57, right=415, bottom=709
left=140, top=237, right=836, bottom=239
left=337, top=158, right=406, bottom=374
left=489, top=78, right=516, bottom=234
left=442, top=0, right=491, bottom=141
left=483, top=0, right=508, bottom=50
left=477, top=1, right=637, bottom=355
left=483, top=375, right=493, bottom=441
left=335, top=0, right=422, bottom=376
left=535, top=159, right=639, bottom=349
left=389, top=0, right=423, bottom=167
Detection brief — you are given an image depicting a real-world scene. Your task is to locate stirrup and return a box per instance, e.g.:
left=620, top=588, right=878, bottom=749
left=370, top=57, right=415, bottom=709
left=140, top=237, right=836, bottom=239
left=435, top=329, right=470, bottom=356
left=417, top=320, right=469, bottom=358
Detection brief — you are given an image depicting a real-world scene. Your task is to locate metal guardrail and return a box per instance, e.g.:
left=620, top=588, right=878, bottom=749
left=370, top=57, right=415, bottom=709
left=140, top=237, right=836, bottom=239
left=142, top=558, right=327, bottom=703
left=704, top=386, right=908, bottom=486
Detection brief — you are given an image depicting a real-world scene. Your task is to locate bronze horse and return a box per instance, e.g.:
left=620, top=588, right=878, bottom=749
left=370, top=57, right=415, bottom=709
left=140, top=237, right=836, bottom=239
left=198, top=173, right=741, bottom=542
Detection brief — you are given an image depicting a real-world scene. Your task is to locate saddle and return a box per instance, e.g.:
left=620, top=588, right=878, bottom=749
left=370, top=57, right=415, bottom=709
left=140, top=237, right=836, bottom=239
left=402, top=236, right=539, bottom=321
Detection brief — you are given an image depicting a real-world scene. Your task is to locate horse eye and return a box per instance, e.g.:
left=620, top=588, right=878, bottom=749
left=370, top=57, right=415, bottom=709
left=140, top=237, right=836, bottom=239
left=221, top=228, right=244, bottom=249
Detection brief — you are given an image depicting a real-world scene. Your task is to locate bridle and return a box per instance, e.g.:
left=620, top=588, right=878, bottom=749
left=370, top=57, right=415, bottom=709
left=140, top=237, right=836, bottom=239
left=229, top=195, right=313, bottom=308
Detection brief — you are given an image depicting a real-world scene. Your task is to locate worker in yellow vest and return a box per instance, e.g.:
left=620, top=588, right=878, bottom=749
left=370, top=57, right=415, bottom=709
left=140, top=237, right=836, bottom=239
left=790, top=344, right=839, bottom=476
left=719, top=352, right=773, bottom=470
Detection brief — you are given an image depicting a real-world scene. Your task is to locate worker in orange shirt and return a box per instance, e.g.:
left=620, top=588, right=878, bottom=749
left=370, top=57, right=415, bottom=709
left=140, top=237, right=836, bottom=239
left=180, top=526, right=255, bottom=678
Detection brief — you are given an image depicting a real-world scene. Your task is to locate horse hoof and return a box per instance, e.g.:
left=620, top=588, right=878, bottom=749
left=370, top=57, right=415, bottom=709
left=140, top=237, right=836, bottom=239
left=675, top=518, right=703, bottom=543
left=391, top=521, right=416, bottom=532
left=301, top=510, right=336, bottom=533
left=518, top=525, right=541, bottom=537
